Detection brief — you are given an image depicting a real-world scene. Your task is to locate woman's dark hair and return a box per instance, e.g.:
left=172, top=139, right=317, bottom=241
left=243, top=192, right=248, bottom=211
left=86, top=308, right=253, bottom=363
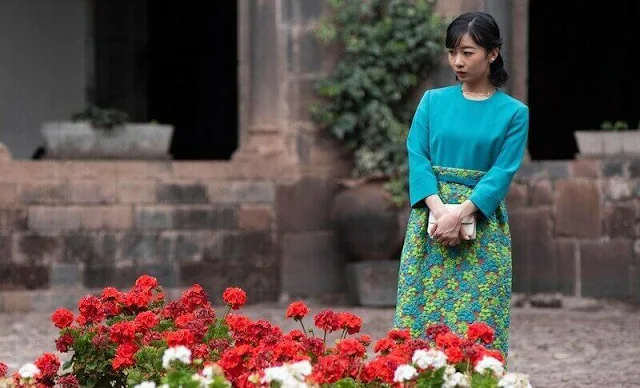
left=445, top=12, right=508, bottom=88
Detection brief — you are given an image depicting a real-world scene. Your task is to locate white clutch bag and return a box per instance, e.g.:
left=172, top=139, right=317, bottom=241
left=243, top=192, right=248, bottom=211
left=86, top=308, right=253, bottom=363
left=427, top=204, right=476, bottom=240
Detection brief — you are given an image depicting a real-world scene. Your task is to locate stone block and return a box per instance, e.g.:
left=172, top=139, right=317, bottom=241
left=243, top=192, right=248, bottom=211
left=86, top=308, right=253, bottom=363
left=237, top=205, right=272, bottom=230
left=113, top=263, right=178, bottom=289
left=81, top=206, right=133, bottom=229
left=0, top=183, right=17, bottom=204
left=281, top=231, right=346, bottom=296
left=283, top=0, right=324, bottom=23
left=604, top=203, right=637, bottom=238
left=158, top=231, right=208, bottom=263
left=208, top=181, right=275, bottom=203
left=276, top=176, right=338, bottom=232
left=555, top=180, right=602, bottom=238
left=346, top=260, right=400, bottom=307
left=179, top=261, right=279, bottom=304
left=556, top=239, right=577, bottom=295
left=506, top=183, right=528, bottom=210
left=602, top=160, right=624, bottom=177
left=0, top=264, right=49, bottom=290
left=18, top=182, right=66, bottom=204
left=12, top=233, right=61, bottom=266
left=580, top=239, right=633, bottom=298
left=628, top=159, right=640, bottom=178
left=117, top=181, right=156, bottom=204
left=63, top=233, right=97, bottom=263
left=0, top=235, right=11, bottom=264
left=174, top=207, right=236, bottom=230
left=298, top=30, right=323, bottom=74
left=156, top=183, right=209, bottom=204
left=68, top=181, right=117, bottom=204
left=28, top=206, right=82, bottom=230
left=221, top=231, right=275, bottom=262
left=530, top=180, right=554, bottom=206
left=542, top=161, right=570, bottom=179
left=50, top=262, right=81, bottom=288
left=510, top=208, right=557, bottom=293
left=570, top=159, right=601, bottom=178
left=135, top=206, right=175, bottom=229
left=121, top=233, right=158, bottom=261
left=0, top=208, right=27, bottom=230
left=0, top=291, right=32, bottom=312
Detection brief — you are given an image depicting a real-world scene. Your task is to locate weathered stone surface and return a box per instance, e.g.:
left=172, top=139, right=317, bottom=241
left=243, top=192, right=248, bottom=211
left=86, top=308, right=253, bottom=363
left=530, top=180, right=554, bottom=206
left=208, top=181, right=275, bottom=203
left=346, top=260, right=400, bottom=307
left=298, top=30, right=323, bottom=74
left=570, top=159, right=601, bottom=178
left=0, top=265, right=48, bottom=290
left=121, top=233, right=158, bottom=261
left=277, top=177, right=338, bottom=232
left=68, top=181, right=117, bottom=204
left=174, top=207, right=236, bottom=230
left=18, top=182, right=66, bottom=204
left=221, top=231, right=275, bottom=262
left=543, top=161, right=570, bottom=179
left=580, top=239, right=633, bottom=298
left=604, top=203, right=636, bottom=238
left=0, top=208, right=27, bottom=231
left=283, top=0, right=324, bottom=23
left=12, top=233, right=61, bottom=266
left=281, top=231, right=346, bottom=296
left=506, top=183, right=528, bottom=209
left=628, top=158, right=640, bottom=178
left=602, top=160, right=624, bottom=177
left=0, top=235, right=11, bottom=264
left=510, top=208, right=557, bottom=293
left=556, top=239, right=577, bottom=296
left=63, top=233, right=97, bottom=263
left=237, top=205, right=272, bottom=230
left=49, top=263, right=81, bottom=288
left=555, top=180, right=601, bottom=238
left=28, top=207, right=81, bottom=230
left=135, top=206, right=175, bottom=229
left=156, top=184, right=209, bottom=204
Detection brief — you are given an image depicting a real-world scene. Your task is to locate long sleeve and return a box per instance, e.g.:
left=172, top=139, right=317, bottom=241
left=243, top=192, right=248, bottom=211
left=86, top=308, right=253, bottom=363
left=469, top=106, right=529, bottom=217
left=408, top=90, right=439, bottom=208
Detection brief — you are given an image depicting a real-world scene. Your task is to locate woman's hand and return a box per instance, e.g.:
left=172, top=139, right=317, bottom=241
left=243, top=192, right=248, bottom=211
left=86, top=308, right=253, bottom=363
left=431, top=211, right=462, bottom=246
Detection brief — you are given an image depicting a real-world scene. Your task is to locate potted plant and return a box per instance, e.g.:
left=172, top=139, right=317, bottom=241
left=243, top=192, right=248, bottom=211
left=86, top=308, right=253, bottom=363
left=41, top=106, right=174, bottom=159
left=574, top=120, right=640, bottom=157
left=311, top=0, right=447, bottom=306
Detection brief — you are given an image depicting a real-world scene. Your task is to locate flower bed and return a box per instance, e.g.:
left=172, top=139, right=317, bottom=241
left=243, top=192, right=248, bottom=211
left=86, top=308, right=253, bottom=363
left=0, top=276, right=532, bottom=387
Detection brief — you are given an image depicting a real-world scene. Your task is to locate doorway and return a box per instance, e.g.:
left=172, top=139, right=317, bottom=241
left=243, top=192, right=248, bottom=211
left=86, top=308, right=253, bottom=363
left=93, top=0, right=238, bottom=160
left=527, top=0, right=640, bottom=160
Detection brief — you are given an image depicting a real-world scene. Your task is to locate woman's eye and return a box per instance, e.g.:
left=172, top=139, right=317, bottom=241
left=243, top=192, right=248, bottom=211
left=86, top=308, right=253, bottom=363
left=464, top=51, right=473, bottom=55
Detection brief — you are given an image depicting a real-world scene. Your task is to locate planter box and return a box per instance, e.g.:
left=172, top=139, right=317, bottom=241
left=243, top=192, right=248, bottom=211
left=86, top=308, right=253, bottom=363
left=41, top=121, right=174, bottom=159
left=575, top=130, right=640, bottom=157
left=346, top=260, right=400, bottom=307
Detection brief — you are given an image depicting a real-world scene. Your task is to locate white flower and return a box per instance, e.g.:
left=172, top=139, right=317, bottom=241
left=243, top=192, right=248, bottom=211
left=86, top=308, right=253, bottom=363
left=498, top=372, right=533, bottom=388
left=162, top=345, right=192, bottom=369
left=412, top=348, right=448, bottom=370
left=443, top=366, right=470, bottom=388
left=134, top=382, right=156, bottom=388
left=18, top=363, right=40, bottom=379
left=393, top=364, right=418, bottom=382
left=474, top=356, right=505, bottom=377
left=288, top=360, right=313, bottom=380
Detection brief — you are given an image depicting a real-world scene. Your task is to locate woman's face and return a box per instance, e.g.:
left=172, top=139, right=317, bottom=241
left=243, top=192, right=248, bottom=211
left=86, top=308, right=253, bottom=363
left=447, top=33, right=496, bottom=85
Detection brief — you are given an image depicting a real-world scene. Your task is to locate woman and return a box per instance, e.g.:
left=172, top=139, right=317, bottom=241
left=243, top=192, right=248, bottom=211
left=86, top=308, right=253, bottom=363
left=393, top=12, right=529, bottom=359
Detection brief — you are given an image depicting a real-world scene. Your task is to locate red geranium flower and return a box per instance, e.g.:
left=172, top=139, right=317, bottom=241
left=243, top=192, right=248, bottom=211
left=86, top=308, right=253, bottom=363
left=109, top=321, right=137, bottom=344
left=77, top=295, right=104, bottom=325
left=57, top=374, right=80, bottom=388
left=286, top=301, right=310, bottom=320
left=484, top=349, right=505, bottom=363
left=358, top=334, right=372, bottom=347
left=112, top=342, right=139, bottom=370
left=313, top=310, right=341, bottom=333
left=467, top=322, right=495, bottom=344
left=445, top=346, right=465, bottom=364
left=336, top=338, right=366, bottom=358
left=223, top=287, right=247, bottom=310
left=55, top=334, right=74, bottom=353
left=34, top=352, right=61, bottom=380
left=124, top=289, right=152, bottom=310
left=134, top=311, right=159, bottom=332
left=310, top=355, right=349, bottom=384
left=51, top=308, right=74, bottom=329
left=426, top=323, right=451, bottom=340
left=101, top=287, right=124, bottom=302
left=166, top=329, right=196, bottom=347
left=134, top=274, right=158, bottom=292
left=0, top=361, right=7, bottom=377
left=387, top=329, right=411, bottom=342
left=373, top=338, right=395, bottom=354
left=436, top=332, right=463, bottom=349
left=175, top=313, right=195, bottom=328
left=337, top=312, right=362, bottom=335
left=182, top=285, right=210, bottom=312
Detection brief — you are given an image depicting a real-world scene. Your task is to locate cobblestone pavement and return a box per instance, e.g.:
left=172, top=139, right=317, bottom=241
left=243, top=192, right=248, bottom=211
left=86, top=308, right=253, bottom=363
left=1, top=299, right=639, bottom=388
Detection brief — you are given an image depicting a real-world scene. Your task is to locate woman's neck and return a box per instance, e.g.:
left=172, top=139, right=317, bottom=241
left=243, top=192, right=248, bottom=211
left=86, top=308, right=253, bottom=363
left=461, top=81, right=495, bottom=94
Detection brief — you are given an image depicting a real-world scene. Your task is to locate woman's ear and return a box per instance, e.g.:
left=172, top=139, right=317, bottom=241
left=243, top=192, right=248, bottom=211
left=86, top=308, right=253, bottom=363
left=489, top=48, right=499, bottom=63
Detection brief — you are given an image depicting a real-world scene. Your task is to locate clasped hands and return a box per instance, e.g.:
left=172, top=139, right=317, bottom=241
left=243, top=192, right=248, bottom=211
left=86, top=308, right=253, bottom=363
left=425, top=196, right=475, bottom=247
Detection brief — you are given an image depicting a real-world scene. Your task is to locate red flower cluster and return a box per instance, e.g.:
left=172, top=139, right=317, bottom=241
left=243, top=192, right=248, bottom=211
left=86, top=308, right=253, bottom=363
left=1, top=276, right=509, bottom=387
left=0, top=361, right=7, bottom=377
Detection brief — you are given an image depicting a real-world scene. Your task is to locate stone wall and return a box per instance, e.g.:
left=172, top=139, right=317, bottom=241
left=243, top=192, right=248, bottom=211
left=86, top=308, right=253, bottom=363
left=508, top=158, right=640, bottom=302
left=0, top=159, right=297, bottom=311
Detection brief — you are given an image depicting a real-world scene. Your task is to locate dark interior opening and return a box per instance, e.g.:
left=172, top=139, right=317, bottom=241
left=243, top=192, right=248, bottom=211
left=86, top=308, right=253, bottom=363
left=527, top=0, right=640, bottom=160
left=94, top=0, right=238, bottom=160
